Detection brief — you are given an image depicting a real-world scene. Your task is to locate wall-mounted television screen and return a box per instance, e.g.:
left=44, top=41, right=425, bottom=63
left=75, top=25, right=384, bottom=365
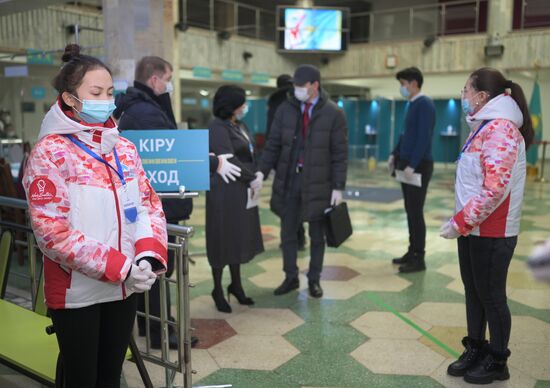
left=277, top=7, right=350, bottom=52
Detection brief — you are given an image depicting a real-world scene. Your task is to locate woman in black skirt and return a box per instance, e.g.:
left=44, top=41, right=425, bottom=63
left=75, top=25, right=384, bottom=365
left=206, top=85, right=264, bottom=312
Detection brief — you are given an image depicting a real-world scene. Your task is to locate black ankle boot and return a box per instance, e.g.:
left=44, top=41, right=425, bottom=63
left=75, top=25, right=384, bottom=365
left=211, top=289, right=232, bottom=313
left=227, top=283, right=254, bottom=305
left=392, top=251, right=412, bottom=265
left=398, top=252, right=426, bottom=273
left=464, top=348, right=511, bottom=384
left=447, top=337, right=488, bottom=377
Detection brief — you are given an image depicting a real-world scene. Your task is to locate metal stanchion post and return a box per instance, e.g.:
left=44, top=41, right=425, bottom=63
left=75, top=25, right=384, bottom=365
left=159, top=274, right=172, bottom=388
left=27, top=230, right=37, bottom=307
left=175, top=235, right=193, bottom=388
left=183, top=235, right=194, bottom=388
left=536, top=141, right=548, bottom=183
left=144, top=290, right=151, bottom=354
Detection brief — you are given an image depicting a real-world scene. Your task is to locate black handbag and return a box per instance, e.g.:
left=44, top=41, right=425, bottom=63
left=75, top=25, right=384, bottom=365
left=325, top=202, right=353, bottom=248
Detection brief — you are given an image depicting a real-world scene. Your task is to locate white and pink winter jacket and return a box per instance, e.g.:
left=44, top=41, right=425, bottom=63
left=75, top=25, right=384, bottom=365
left=24, top=102, right=167, bottom=309
left=452, top=94, right=526, bottom=238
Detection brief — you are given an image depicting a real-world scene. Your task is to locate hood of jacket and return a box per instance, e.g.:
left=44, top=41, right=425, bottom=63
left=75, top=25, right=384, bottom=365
left=467, top=93, right=524, bottom=129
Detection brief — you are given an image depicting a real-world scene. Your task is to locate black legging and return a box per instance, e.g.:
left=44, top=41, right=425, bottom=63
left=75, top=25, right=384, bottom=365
left=458, top=235, right=517, bottom=352
left=49, top=294, right=137, bottom=388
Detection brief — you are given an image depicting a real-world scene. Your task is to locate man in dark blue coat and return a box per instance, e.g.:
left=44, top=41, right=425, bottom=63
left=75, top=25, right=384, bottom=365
left=388, top=67, right=435, bottom=273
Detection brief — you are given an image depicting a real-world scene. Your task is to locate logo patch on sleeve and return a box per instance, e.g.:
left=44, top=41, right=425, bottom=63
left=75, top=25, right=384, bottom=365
left=29, top=177, right=57, bottom=205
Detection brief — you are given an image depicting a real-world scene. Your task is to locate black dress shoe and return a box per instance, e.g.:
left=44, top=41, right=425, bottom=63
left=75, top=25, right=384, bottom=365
left=398, top=253, right=426, bottom=273
left=274, top=277, right=299, bottom=295
left=464, top=349, right=511, bottom=384
left=392, top=252, right=412, bottom=265
left=308, top=281, right=323, bottom=298
left=191, top=336, right=199, bottom=348
left=447, top=337, right=488, bottom=377
left=150, top=329, right=179, bottom=350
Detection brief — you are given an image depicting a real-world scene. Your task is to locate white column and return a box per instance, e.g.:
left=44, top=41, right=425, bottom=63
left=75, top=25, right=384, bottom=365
left=102, top=0, right=180, bottom=122
left=487, top=0, right=514, bottom=39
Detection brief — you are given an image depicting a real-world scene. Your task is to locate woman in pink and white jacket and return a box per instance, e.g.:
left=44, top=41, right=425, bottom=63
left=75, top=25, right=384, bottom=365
left=24, top=44, right=168, bottom=388
left=440, top=68, right=534, bottom=385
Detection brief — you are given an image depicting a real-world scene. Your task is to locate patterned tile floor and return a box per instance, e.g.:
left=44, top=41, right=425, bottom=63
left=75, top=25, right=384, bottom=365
left=2, top=163, right=550, bottom=388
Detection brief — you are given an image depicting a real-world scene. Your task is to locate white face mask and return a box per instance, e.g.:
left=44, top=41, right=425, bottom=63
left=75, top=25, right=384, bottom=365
left=165, top=81, right=174, bottom=94
left=294, top=86, right=310, bottom=102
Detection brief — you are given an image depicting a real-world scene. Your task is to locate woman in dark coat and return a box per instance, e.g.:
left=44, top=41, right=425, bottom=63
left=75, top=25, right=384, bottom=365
left=206, top=85, right=264, bottom=313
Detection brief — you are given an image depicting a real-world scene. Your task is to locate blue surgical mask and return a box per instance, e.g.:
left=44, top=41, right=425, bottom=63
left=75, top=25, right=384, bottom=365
left=236, top=104, right=249, bottom=121
left=72, top=95, right=116, bottom=124
left=400, top=85, right=410, bottom=98
left=461, top=98, right=473, bottom=115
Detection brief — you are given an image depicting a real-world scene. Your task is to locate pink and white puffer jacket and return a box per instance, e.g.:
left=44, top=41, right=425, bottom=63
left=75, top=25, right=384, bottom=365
left=453, top=94, right=526, bottom=238
left=24, top=102, right=167, bottom=309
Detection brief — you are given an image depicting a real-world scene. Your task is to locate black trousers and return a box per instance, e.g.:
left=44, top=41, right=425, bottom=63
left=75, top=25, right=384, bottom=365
left=49, top=294, right=138, bottom=388
left=137, top=235, right=175, bottom=336
left=458, top=235, right=517, bottom=352
left=400, top=160, right=433, bottom=254
left=280, top=172, right=325, bottom=282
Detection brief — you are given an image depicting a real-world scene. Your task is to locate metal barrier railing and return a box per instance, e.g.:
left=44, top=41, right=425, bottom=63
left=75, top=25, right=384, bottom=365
left=535, top=141, right=549, bottom=183
left=350, top=0, right=488, bottom=43
left=0, top=193, right=213, bottom=388
left=139, top=221, right=195, bottom=388
left=0, top=196, right=38, bottom=307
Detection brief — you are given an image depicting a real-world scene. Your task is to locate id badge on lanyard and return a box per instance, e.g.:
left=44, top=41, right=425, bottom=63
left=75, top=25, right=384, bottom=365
left=122, top=185, right=138, bottom=224
left=456, top=120, right=490, bottom=163
left=66, top=135, right=138, bottom=224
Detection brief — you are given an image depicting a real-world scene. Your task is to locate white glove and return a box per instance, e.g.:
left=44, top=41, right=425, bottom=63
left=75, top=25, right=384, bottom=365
left=250, top=171, right=264, bottom=191
left=439, top=219, right=461, bottom=239
left=527, top=239, right=550, bottom=281
left=217, top=154, right=242, bottom=183
left=330, top=190, right=343, bottom=206
left=387, top=155, right=395, bottom=172
left=125, top=261, right=157, bottom=293
left=404, top=166, right=415, bottom=180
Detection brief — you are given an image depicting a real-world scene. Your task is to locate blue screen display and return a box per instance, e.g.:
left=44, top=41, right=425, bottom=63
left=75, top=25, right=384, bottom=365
left=284, top=8, right=343, bottom=51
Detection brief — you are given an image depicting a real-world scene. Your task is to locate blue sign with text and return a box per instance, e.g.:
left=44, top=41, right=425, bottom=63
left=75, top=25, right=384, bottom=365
left=122, top=130, right=210, bottom=192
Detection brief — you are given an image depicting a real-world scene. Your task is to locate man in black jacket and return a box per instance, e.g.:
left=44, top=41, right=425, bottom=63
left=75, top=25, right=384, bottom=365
left=114, top=56, right=194, bottom=349
left=267, top=74, right=306, bottom=251
left=266, top=74, right=292, bottom=140
left=258, top=64, right=348, bottom=298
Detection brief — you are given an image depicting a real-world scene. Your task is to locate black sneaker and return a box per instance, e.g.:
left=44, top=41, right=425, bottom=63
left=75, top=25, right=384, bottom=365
left=274, top=277, right=299, bottom=295
left=464, top=349, right=511, bottom=384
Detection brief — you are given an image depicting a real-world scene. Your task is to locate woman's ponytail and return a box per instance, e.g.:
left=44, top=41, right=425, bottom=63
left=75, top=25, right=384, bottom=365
left=469, top=68, right=535, bottom=149
left=507, top=81, right=534, bottom=149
